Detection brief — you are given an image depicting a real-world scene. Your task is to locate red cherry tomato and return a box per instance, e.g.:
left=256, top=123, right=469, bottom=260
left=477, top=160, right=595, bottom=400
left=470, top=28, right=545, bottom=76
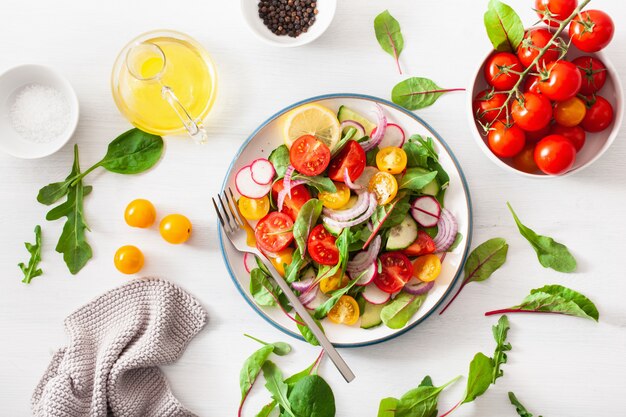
left=511, top=92, right=552, bottom=132
left=571, top=56, right=608, bottom=95
left=538, top=61, right=582, bottom=102
left=488, top=121, right=526, bottom=158
left=374, top=252, right=413, bottom=294
left=534, top=135, right=577, bottom=175
left=484, top=52, right=523, bottom=91
left=472, top=89, right=508, bottom=124
left=307, top=224, right=339, bottom=266
left=581, top=95, right=614, bottom=132
left=271, top=179, right=311, bottom=221
left=289, top=135, right=330, bottom=176
left=403, top=231, right=436, bottom=257
left=569, top=10, right=615, bottom=53
left=512, top=144, right=539, bottom=174
left=535, top=0, right=578, bottom=27
left=524, top=74, right=542, bottom=94
left=517, top=28, right=560, bottom=69
left=255, top=212, right=294, bottom=253
left=524, top=124, right=551, bottom=143
left=550, top=124, right=586, bottom=152
left=327, top=140, right=366, bottom=182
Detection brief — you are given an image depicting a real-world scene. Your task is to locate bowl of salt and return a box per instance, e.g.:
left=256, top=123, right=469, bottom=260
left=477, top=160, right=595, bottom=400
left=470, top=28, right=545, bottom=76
left=0, top=64, right=79, bottom=159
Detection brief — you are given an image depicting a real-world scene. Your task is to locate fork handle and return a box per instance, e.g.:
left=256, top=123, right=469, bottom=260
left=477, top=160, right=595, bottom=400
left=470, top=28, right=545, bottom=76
left=256, top=254, right=356, bottom=383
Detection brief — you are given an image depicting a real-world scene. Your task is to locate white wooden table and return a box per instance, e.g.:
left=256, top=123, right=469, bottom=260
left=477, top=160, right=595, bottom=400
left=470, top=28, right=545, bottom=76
left=1, top=0, right=625, bottom=415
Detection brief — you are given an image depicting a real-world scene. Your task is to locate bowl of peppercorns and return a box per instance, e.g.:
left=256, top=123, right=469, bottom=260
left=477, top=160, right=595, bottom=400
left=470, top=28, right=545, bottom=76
left=242, top=0, right=336, bottom=47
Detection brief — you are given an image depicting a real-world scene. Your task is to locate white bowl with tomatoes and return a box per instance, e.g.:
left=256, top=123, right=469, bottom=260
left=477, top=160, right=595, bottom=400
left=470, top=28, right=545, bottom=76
left=468, top=4, right=623, bottom=178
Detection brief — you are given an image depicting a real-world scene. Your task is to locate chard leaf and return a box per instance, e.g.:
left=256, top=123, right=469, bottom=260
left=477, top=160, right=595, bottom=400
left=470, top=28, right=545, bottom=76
left=255, top=401, right=277, bottom=417
left=377, top=397, right=398, bottom=417
left=462, top=352, right=494, bottom=404
left=240, top=344, right=274, bottom=400
left=243, top=334, right=292, bottom=356
left=509, top=392, right=541, bottom=417
left=284, top=247, right=304, bottom=283
left=483, top=0, right=524, bottom=52
left=18, top=225, right=43, bottom=284
left=293, top=199, right=323, bottom=256
left=288, top=375, right=336, bottom=417
left=297, top=175, right=337, bottom=193
left=398, top=169, right=438, bottom=191
left=381, top=292, right=427, bottom=329
left=374, top=10, right=404, bottom=74
left=262, top=361, right=295, bottom=417
left=269, top=145, right=290, bottom=178
left=392, top=77, right=460, bottom=111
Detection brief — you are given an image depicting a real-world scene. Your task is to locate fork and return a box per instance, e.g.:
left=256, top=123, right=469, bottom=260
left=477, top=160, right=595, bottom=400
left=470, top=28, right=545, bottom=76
left=213, top=188, right=355, bottom=383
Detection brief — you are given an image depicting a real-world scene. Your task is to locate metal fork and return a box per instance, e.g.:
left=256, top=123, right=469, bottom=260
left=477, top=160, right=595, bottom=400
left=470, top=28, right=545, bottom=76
left=213, top=188, right=355, bottom=383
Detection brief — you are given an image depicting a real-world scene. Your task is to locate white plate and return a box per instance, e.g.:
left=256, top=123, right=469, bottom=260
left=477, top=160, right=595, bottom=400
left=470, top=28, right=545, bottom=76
left=219, top=94, right=473, bottom=347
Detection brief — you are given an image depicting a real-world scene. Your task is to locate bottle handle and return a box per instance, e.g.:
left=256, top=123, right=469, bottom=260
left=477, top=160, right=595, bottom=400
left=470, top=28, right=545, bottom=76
left=161, top=85, right=208, bottom=144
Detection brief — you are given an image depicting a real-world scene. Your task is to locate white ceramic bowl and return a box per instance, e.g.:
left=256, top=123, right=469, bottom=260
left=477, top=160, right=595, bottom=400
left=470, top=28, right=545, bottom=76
left=467, top=45, right=623, bottom=178
left=240, top=0, right=336, bottom=47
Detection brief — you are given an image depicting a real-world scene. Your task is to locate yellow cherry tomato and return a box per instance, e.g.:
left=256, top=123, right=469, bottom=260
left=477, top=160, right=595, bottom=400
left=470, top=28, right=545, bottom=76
left=114, top=245, right=144, bottom=274
left=327, top=295, right=360, bottom=325
left=318, top=182, right=351, bottom=209
left=159, top=214, right=192, bottom=244
left=238, top=195, right=270, bottom=220
left=412, top=254, right=442, bottom=282
left=124, top=199, right=156, bottom=228
left=553, top=97, right=587, bottom=127
left=269, top=247, right=294, bottom=276
left=319, top=271, right=349, bottom=294
left=376, top=147, right=408, bottom=174
left=368, top=171, right=398, bottom=205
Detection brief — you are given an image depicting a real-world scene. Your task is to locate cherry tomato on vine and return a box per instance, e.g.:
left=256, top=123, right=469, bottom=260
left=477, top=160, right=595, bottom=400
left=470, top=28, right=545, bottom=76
left=517, top=28, right=560, bottom=69
left=289, top=135, right=331, bottom=176
left=511, top=92, right=552, bottom=132
left=472, top=89, right=508, bottom=124
left=571, top=56, right=607, bottom=95
left=524, top=124, right=550, bottom=143
left=160, top=214, right=192, bottom=244
left=524, top=74, right=541, bottom=94
left=114, top=245, right=145, bottom=274
left=376, top=147, right=407, bottom=175
left=484, top=52, right=523, bottom=91
left=534, top=135, right=577, bottom=175
left=124, top=199, right=156, bottom=228
left=569, top=10, right=615, bottom=53
left=255, top=211, right=294, bottom=253
left=512, top=144, right=539, bottom=173
left=535, top=0, right=578, bottom=27
left=488, top=121, right=526, bottom=158
left=550, top=124, right=586, bottom=152
left=307, top=224, right=339, bottom=266
left=328, top=140, right=366, bottom=182
left=553, top=97, right=587, bottom=127
left=581, top=95, right=614, bottom=132
left=538, top=61, right=582, bottom=102
left=374, top=252, right=413, bottom=294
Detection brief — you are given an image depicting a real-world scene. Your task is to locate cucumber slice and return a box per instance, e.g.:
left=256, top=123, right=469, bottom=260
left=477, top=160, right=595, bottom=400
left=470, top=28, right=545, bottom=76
left=337, top=106, right=376, bottom=138
left=360, top=301, right=386, bottom=329
left=386, top=215, right=418, bottom=251
left=323, top=223, right=343, bottom=237
left=411, top=167, right=440, bottom=196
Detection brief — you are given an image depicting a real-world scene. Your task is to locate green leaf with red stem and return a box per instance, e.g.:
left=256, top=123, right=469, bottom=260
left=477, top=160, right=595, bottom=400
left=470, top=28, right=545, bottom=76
left=374, top=10, right=404, bottom=74
left=483, top=0, right=524, bottom=52
left=392, top=77, right=464, bottom=111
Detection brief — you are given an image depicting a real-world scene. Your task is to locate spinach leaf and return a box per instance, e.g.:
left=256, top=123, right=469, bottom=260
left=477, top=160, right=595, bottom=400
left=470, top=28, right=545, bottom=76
left=288, top=375, right=336, bottom=417
left=331, top=127, right=356, bottom=156
left=462, top=352, right=494, bottom=404
left=509, top=392, right=541, bottom=417
left=377, top=397, right=398, bottom=417
left=18, top=225, right=43, bottom=284
left=398, top=169, right=438, bottom=191
left=296, top=313, right=324, bottom=346
left=484, top=0, right=524, bottom=52
left=269, top=145, right=290, bottom=178
left=314, top=274, right=361, bottom=320
left=250, top=268, right=280, bottom=306
left=97, top=128, right=163, bottom=174
left=374, top=10, right=404, bottom=74
left=392, top=78, right=463, bottom=111
left=239, top=344, right=274, bottom=413
left=262, top=361, right=295, bottom=417
left=284, top=247, right=305, bottom=283
left=395, top=376, right=460, bottom=417
left=293, top=199, right=323, bottom=255
left=380, top=292, right=427, bottom=329
left=296, top=175, right=337, bottom=193
left=507, top=202, right=577, bottom=273
left=243, top=334, right=292, bottom=356
left=492, top=315, right=511, bottom=383
left=403, top=140, right=430, bottom=168
left=255, top=401, right=277, bottom=417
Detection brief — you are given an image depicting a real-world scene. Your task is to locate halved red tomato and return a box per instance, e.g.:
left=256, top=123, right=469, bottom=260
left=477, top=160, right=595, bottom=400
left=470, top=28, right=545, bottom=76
left=289, top=135, right=331, bottom=176
left=403, top=231, right=436, bottom=257
left=307, top=224, right=339, bottom=265
left=327, top=140, right=366, bottom=182
left=255, top=212, right=294, bottom=253
left=271, top=179, right=311, bottom=221
left=374, top=252, right=413, bottom=294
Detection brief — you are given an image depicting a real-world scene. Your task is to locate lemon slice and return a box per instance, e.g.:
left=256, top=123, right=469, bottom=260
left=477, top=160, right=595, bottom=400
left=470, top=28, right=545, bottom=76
left=283, top=103, right=341, bottom=150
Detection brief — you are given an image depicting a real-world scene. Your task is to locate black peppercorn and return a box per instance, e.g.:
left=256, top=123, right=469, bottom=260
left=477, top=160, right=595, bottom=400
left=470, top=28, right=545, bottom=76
left=257, top=0, right=318, bottom=37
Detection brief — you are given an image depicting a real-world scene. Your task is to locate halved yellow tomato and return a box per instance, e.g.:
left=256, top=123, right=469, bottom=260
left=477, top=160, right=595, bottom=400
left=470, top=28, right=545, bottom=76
left=376, top=147, right=407, bottom=174
left=327, top=295, right=360, bottom=325
left=238, top=195, right=270, bottom=220
left=319, top=271, right=349, bottom=294
left=319, top=182, right=351, bottom=209
left=412, top=254, right=442, bottom=282
left=368, top=171, right=398, bottom=205
left=270, top=247, right=294, bottom=277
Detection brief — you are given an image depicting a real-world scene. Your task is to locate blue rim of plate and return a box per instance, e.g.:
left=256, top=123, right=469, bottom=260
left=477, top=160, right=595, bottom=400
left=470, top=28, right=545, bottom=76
left=218, top=93, right=473, bottom=348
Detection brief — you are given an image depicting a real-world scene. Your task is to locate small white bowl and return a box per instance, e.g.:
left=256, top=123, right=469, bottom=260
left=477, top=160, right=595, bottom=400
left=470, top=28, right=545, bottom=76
left=0, top=64, right=79, bottom=159
left=240, top=0, right=336, bottom=47
left=467, top=45, right=623, bottom=179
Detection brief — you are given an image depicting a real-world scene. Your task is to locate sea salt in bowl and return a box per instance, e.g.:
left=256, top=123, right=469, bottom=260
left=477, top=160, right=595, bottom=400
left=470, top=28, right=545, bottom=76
left=0, top=64, right=79, bottom=159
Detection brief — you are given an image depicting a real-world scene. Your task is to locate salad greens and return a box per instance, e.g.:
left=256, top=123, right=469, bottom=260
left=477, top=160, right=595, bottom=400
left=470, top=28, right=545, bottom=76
left=293, top=199, right=323, bottom=256
left=483, top=0, right=524, bottom=52
left=380, top=293, right=427, bottom=329
left=268, top=145, right=290, bottom=178
left=18, top=225, right=43, bottom=284
left=391, top=78, right=464, bottom=111
left=374, top=10, right=404, bottom=74
left=296, top=313, right=324, bottom=346
left=509, top=392, right=542, bottom=417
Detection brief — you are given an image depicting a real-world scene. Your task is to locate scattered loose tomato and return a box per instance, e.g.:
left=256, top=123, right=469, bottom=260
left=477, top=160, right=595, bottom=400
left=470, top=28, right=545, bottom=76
left=238, top=195, right=270, bottom=220
left=569, top=10, right=614, bottom=53
left=327, top=295, right=360, bottom=325
left=535, top=0, right=578, bottom=27
left=114, top=245, right=144, bottom=274
left=517, top=28, right=560, bottom=69
left=269, top=247, right=294, bottom=277
left=160, top=214, right=192, bottom=244
left=255, top=212, right=293, bottom=253
left=511, top=92, right=552, bottom=132
left=289, top=135, right=331, bottom=176
left=124, top=199, right=156, bottom=228
left=538, top=61, right=582, bottom=102
left=572, top=56, right=607, bottom=95
left=412, top=254, right=442, bottom=282
left=368, top=171, right=398, bottom=205
left=524, top=74, right=542, bottom=94
left=307, top=224, right=339, bottom=266
left=472, top=89, right=508, bottom=124
left=524, top=124, right=551, bottom=143
left=550, top=124, right=586, bottom=152
left=553, top=97, right=587, bottom=127
left=374, top=252, right=413, bottom=294
left=512, top=144, right=540, bottom=173
left=488, top=121, right=526, bottom=158
left=271, top=179, right=311, bottom=221
left=376, top=147, right=407, bottom=175
left=319, top=182, right=351, bottom=209
left=484, top=52, right=523, bottom=91
left=319, top=270, right=349, bottom=294
left=328, top=140, right=366, bottom=182
left=403, top=230, right=436, bottom=257
left=534, top=135, right=577, bottom=175
left=581, top=95, right=614, bottom=132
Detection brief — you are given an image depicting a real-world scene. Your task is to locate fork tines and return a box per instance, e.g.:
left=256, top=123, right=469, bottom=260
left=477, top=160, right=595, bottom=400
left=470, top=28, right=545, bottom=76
left=212, top=188, right=243, bottom=233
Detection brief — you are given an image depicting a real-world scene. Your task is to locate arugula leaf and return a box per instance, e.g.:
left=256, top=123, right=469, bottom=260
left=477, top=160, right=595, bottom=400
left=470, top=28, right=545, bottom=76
left=293, top=199, right=323, bottom=255
left=296, top=313, right=324, bottom=346
left=395, top=376, right=460, bottom=417
left=491, top=315, right=511, bottom=383
left=392, top=78, right=463, bottom=111
left=398, top=169, right=438, bottom=191
left=374, top=10, right=404, bottom=74
left=484, top=0, right=524, bottom=52
left=239, top=345, right=274, bottom=408
left=288, top=375, right=336, bottom=417
left=314, top=274, right=361, bottom=320
left=381, top=292, right=427, bottom=329
left=18, top=225, right=43, bottom=284
left=462, top=353, right=494, bottom=404
left=507, top=202, right=576, bottom=273
left=269, top=145, right=290, bottom=178
left=262, top=361, right=295, bottom=417
left=377, top=397, right=398, bottom=417
left=509, top=392, right=541, bottom=417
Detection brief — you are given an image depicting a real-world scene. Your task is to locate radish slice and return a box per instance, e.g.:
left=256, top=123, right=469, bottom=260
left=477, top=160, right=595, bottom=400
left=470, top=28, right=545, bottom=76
left=250, top=158, right=275, bottom=185
left=373, top=123, right=406, bottom=148
left=236, top=165, right=272, bottom=199
left=411, top=196, right=441, bottom=227
left=244, top=253, right=257, bottom=274
left=404, top=278, right=434, bottom=295
left=363, top=283, right=391, bottom=305
left=305, top=289, right=329, bottom=310
left=355, top=166, right=379, bottom=189
left=355, top=262, right=377, bottom=286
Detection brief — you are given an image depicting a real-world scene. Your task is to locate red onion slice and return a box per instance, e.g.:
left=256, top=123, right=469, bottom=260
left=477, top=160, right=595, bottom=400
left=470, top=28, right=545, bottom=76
left=343, top=167, right=363, bottom=190
left=347, top=235, right=381, bottom=275
left=298, top=283, right=319, bottom=305
left=404, top=279, right=434, bottom=295
left=284, top=165, right=295, bottom=197
left=322, top=193, right=378, bottom=229
left=360, top=104, right=387, bottom=152
left=277, top=179, right=306, bottom=212
left=340, top=120, right=365, bottom=138
left=323, top=191, right=369, bottom=221
left=433, top=208, right=458, bottom=252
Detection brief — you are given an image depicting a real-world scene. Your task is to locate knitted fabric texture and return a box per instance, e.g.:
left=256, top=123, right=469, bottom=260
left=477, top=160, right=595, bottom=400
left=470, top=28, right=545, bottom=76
left=32, top=277, right=207, bottom=417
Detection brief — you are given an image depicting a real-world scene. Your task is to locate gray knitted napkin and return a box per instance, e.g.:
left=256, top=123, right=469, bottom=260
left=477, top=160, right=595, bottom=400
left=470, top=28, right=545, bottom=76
left=32, top=277, right=207, bottom=417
